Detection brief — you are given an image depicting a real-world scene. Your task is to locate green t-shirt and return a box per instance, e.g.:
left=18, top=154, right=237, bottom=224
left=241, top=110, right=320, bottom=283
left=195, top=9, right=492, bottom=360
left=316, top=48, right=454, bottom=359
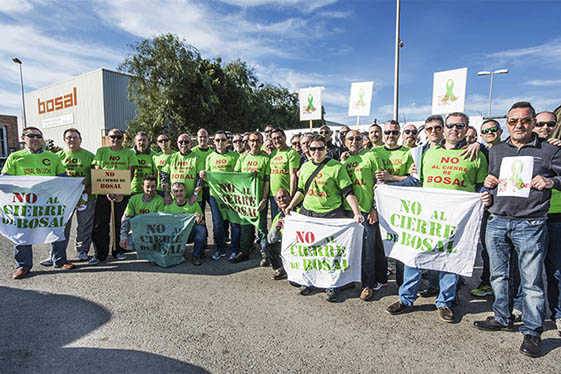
left=191, top=146, right=213, bottom=174
left=342, top=151, right=380, bottom=213
left=131, top=150, right=156, bottom=194
left=271, top=212, right=284, bottom=234
left=269, top=148, right=300, bottom=196
left=371, top=146, right=413, bottom=177
left=2, top=149, right=65, bottom=176
left=298, top=159, right=352, bottom=213
left=234, top=152, right=270, bottom=181
left=124, top=193, right=165, bottom=217
left=421, top=146, right=488, bottom=192
left=163, top=151, right=201, bottom=199
left=92, top=147, right=138, bottom=170
left=152, top=152, right=173, bottom=191
left=161, top=200, right=203, bottom=216
left=549, top=189, right=561, bottom=214
left=205, top=150, right=240, bottom=197
left=57, top=148, right=95, bottom=199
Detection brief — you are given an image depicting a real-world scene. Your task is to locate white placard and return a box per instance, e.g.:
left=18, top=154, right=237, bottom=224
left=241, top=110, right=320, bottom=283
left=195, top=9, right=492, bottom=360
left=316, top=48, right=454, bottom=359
left=497, top=156, right=533, bottom=198
left=299, top=87, right=322, bottom=121
left=41, top=113, right=74, bottom=129
left=348, top=81, right=374, bottom=117
left=432, top=68, right=467, bottom=115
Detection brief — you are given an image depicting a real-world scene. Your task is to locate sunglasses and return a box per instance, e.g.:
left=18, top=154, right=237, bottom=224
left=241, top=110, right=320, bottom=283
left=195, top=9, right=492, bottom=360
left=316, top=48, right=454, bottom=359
left=535, top=121, right=557, bottom=128
left=384, top=130, right=399, bottom=135
left=215, top=138, right=227, bottom=142
left=319, top=130, right=330, bottom=134
left=403, top=129, right=418, bottom=135
left=310, top=146, right=325, bottom=152
left=25, top=133, right=43, bottom=139
left=425, top=125, right=442, bottom=132
left=109, top=135, right=123, bottom=139
left=264, top=130, right=273, bottom=134
left=157, top=138, right=170, bottom=143
left=444, top=123, right=466, bottom=129
left=248, top=138, right=259, bottom=142
left=178, top=140, right=190, bottom=144
left=232, top=140, right=242, bottom=143
left=481, top=126, right=500, bottom=134
left=507, top=117, right=533, bottom=126
left=340, top=131, right=348, bottom=136
left=347, top=136, right=362, bottom=142
left=292, top=142, right=300, bottom=146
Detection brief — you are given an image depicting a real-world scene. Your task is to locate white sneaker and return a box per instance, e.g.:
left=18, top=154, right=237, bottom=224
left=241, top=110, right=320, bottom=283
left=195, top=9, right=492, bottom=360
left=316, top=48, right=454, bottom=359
left=88, top=257, right=101, bottom=265
left=40, top=258, right=53, bottom=267
left=115, top=253, right=126, bottom=260
left=78, top=253, right=89, bottom=261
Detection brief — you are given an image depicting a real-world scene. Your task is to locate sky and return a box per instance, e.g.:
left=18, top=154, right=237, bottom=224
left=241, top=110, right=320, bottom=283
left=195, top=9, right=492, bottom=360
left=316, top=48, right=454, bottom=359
left=1, top=0, right=561, bottom=127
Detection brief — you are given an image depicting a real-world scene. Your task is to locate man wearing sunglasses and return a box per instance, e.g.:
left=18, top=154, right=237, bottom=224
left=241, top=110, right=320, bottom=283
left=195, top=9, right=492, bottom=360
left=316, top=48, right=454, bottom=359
left=387, top=112, right=491, bottom=323
left=338, top=125, right=351, bottom=153
left=232, top=134, right=245, bottom=155
left=192, top=128, right=213, bottom=245
left=153, top=134, right=174, bottom=195
left=373, top=120, right=413, bottom=184
left=200, top=130, right=241, bottom=261
left=402, top=124, right=418, bottom=148
left=130, top=132, right=156, bottom=196
left=480, top=120, right=502, bottom=148
left=269, top=128, right=300, bottom=220
left=2, top=127, right=74, bottom=279
left=318, top=125, right=341, bottom=161
left=474, top=102, right=561, bottom=358
left=290, top=134, right=302, bottom=156
left=90, top=129, right=138, bottom=264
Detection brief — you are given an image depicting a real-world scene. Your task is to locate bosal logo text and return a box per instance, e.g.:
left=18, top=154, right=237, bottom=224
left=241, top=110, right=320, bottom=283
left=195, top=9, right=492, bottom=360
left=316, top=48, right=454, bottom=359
left=37, top=87, right=77, bottom=114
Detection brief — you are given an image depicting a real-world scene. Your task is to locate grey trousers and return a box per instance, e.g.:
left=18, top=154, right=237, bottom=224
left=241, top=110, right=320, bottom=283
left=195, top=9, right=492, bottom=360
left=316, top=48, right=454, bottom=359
left=63, top=198, right=97, bottom=255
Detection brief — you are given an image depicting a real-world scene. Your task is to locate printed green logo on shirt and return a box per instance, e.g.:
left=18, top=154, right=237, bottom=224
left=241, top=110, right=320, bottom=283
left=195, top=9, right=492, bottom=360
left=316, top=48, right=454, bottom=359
left=269, top=148, right=300, bottom=196
left=125, top=194, right=165, bottom=217
left=92, top=147, right=138, bottom=171
left=163, top=152, right=200, bottom=199
left=342, top=151, right=380, bottom=213
left=57, top=148, right=95, bottom=199
left=161, top=200, right=203, bottom=216
left=371, top=146, right=412, bottom=177
left=152, top=152, right=172, bottom=191
left=131, top=150, right=156, bottom=194
left=2, top=150, right=65, bottom=176
left=234, top=152, right=270, bottom=180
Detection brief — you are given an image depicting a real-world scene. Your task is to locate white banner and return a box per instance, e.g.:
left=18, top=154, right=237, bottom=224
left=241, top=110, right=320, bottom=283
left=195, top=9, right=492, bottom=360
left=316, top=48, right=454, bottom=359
left=281, top=213, right=364, bottom=288
left=432, top=67, right=467, bottom=115
left=0, top=176, right=84, bottom=245
left=375, top=185, right=484, bottom=276
left=348, top=81, right=374, bottom=117
left=299, top=87, right=322, bottom=121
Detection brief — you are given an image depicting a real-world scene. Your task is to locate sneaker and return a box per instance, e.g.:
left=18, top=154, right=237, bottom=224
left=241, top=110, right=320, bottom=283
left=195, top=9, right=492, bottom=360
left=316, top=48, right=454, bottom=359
left=360, top=287, right=374, bottom=301
left=438, top=306, right=455, bottom=323
left=259, top=258, right=269, bottom=267
left=372, top=282, right=386, bottom=291
left=115, top=253, right=126, bottom=260
left=78, top=252, right=89, bottom=261
left=192, top=257, right=202, bottom=266
left=473, top=316, right=515, bottom=331
left=39, top=258, right=53, bottom=267
left=386, top=300, right=411, bottom=315
left=555, top=319, right=561, bottom=337
left=299, top=286, right=315, bottom=296
left=419, top=287, right=439, bottom=298
left=512, top=308, right=523, bottom=323
left=88, top=257, right=101, bottom=265
left=220, top=252, right=227, bottom=258
left=272, top=269, right=287, bottom=280
left=326, top=289, right=338, bottom=303
left=520, top=334, right=541, bottom=358
left=55, top=262, right=75, bottom=270
left=470, top=283, right=493, bottom=297
left=211, top=251, right=222, bottom=261
left=228, top=252, right=237, bottom=261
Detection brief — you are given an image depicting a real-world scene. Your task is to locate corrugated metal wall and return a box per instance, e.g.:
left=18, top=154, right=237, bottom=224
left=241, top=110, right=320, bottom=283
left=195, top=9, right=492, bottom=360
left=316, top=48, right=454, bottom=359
left=102, top=69, right=136, bottom=135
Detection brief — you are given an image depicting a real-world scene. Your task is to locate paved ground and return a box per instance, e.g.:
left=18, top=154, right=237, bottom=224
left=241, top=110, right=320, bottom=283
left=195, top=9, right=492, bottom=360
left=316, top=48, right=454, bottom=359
left=1, top=211, right=561, bottom=374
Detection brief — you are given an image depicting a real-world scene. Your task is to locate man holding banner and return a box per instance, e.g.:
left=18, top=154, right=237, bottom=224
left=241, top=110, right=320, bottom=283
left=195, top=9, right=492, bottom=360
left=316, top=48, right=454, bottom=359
left=153, top=134, right=174, bottom=196
left=130, top=132, right=156, bottom=195
left=269, top=128, right=300, bottom=220
left=90, top=129, right=138, bottom=264
left=385, top=112, right=491, bottom=323
left=1, top=127, right=75, bottom=279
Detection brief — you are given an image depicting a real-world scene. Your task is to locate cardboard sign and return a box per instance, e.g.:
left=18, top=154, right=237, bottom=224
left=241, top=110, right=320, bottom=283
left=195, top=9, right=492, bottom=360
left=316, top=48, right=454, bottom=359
left=91, top=169, right=131, bottom=195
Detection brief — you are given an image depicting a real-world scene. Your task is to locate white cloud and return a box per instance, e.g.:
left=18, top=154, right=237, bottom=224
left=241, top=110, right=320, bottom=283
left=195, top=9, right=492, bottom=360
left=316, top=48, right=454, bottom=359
left=218, top=0, right=338, bottom=12
left=0, top=0, right=33, bottom=14
left=526, top=79, right=561, bottom=87
left=487, top=39, right=561, bottom=64
left=0, top=88, right=23, bottom=112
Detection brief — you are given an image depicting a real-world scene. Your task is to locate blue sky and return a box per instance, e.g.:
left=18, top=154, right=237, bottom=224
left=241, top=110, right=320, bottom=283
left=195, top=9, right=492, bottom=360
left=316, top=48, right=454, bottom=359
left=1, top=0, right=560, bottom=126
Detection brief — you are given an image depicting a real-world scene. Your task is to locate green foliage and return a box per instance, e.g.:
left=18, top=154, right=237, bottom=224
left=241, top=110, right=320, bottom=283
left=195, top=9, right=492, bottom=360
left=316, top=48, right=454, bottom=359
left=119, top=34, right=301, bottom=141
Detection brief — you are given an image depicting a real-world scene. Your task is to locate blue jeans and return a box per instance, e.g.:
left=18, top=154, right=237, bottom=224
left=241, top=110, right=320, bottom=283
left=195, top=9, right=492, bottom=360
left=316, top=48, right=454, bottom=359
left=189, top=224, right=207, bottom=258
left=345, top=211, right=377, bottom=288
left=269, top=196, right=280, bottom=223
left=399, top=265, right=458, bottom=308
left=14, top=240, right=67, bottom=270
left=546, top=220, right=561, bottom=321
left=486, top=214, right=547, bottom=337
left=209, top=195, right=227, bottom=253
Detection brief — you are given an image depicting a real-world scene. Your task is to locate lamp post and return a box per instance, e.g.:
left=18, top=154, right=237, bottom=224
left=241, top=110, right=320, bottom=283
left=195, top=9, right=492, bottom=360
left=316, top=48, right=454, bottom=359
left=12, top=57, right=27, bottom=128
left=393, top=0, right=403, bottom=121
left=477, top=69, right=508, bottom=118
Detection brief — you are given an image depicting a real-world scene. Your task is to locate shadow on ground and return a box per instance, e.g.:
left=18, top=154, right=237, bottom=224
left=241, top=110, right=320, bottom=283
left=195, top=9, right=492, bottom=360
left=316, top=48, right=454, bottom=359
left=0, top=286, right=208, bottom=374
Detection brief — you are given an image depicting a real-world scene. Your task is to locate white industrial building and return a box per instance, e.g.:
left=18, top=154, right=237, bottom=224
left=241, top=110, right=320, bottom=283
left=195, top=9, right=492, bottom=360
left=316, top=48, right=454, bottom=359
left=24, top=68, right=136, bottom=153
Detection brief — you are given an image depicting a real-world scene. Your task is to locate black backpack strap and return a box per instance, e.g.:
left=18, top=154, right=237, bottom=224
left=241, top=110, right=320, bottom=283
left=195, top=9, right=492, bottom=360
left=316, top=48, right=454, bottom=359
left=303, top=158, right=329, bottom=196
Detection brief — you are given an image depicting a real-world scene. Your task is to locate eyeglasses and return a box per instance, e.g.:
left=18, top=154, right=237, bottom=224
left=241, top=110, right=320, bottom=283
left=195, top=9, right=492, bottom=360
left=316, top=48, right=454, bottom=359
left=109, top=135, right=123, bottom=139
left=178, top=140, right=190, bottom=144
left=25, top=133, right=42, bottom=139
left=535, top=121, right=557, bottom=128
left=347, top=136, right=362, bottom=142
left=384, top=130, right=399, bottom=135
left=264, top=130, right=273, bottom=134
left=214, top=138, right=227, bottom=142
left=319, top=130, right=330, bottom=134
left=309, top=146, right=325, bottom=152
left=403, top=129, right=418, bottom=135
left=291, top=142, right=300, bottom=146
left=444, top=123, right=466, bottom=129
left=425, top=126, right=442, bottom=133
left=232, top=140, right=242, bottom=144
left=481, top=126, right=500, bottom=134
left=507, top=117, right=533, bottom=126
left=157, top=138, right=170, bottom=143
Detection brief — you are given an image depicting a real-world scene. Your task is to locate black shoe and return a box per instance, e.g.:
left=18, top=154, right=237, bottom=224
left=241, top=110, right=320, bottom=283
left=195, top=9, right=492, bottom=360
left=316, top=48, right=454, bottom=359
left=519, top=334, right=541, bottom=358
left=192, top=257, right=202, bottom=266
left=473, top=316, right=515, bottom=331
left=419, top=287, right=439, bottom=298
left=386, top=300, right=411, bottom=315
left=231, top=252, right=249, bottom=263
left=326, top=289, right=338, bottom=303
left=299, top=286, right=315, bottom=296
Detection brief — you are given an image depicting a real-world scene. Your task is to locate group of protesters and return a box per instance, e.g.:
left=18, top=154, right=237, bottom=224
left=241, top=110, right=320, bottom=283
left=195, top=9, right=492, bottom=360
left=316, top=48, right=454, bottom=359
left=2, top=100, right=561, bottom=358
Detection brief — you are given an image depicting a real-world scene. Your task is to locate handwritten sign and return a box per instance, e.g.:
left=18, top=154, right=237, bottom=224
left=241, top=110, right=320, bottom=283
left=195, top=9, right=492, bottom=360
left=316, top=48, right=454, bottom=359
left=497, top=156, right=533, bottom=198
left=91, top=169, right=131, bottom=195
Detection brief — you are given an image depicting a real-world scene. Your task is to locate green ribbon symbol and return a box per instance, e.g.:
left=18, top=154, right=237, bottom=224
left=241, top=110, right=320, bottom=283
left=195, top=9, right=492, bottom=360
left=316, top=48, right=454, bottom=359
left=356, top=88, right=366, bottom=107
left=511, top=160, right=525, bottom=189
left=442, top=79, right=457, bottom=103
left=306, top=94, right=316, bottom=113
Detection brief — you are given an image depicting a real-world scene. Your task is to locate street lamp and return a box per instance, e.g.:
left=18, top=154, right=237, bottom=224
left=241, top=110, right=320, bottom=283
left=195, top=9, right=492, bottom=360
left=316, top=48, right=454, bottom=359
left=477, top=69, right=508, bottom=118
left=393, top=0, right=404, bottom=121
left=12, top=57, right=27, bottom=128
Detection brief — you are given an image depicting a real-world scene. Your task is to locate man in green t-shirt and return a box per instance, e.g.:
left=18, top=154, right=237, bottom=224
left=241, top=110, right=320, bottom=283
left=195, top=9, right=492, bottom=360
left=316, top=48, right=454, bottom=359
left=153, top=133, right=174, bottom=194
left=192, top=128, right=213, bottom=245
left=269, top=128, right=300, bottom=220
left=162, top=182, right=207, bottom=265
left=200, top=130, right=241, bottom=261
left=233, top=131, right=270, bottom=264
left=387, top=112, right=492, bottom=323
left=90, top=128, right=138, bottom=264
left=119, top=175, right=164, bottom=252
left=368, top=123, right=383, bottom=149
left=402, top=124, right=418, bottom=148
left=373, top=120, right=413, bottom=183
left=2, top=127, right=73, bottom=279
left=57, top=128, right=96, bottom=262
left=130, top=132, right=156, bottom=195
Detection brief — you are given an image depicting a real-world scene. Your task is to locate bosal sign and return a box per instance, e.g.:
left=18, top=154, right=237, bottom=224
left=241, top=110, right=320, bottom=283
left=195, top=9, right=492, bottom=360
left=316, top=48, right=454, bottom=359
left=37, top=87, right=77, bottom=115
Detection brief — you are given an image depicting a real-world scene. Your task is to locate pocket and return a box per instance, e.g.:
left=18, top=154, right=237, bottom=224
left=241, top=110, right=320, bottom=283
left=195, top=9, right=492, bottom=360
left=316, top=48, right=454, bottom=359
left=526, top=218, right=545, bottom=226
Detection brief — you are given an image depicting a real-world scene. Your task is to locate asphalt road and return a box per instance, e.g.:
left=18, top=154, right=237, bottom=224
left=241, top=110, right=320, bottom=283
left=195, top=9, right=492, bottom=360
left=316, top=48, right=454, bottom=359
left=1, top=211, right=561, bottom=373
